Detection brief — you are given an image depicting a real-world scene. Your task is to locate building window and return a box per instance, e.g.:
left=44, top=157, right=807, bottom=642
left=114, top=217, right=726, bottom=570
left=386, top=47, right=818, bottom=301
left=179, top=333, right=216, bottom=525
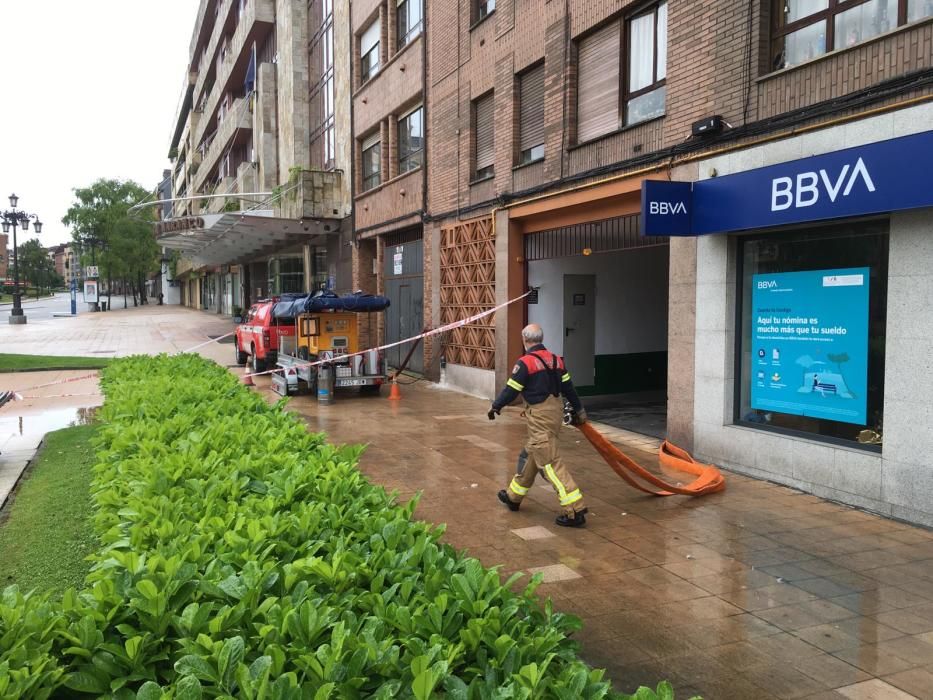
left=310, top=0, right=336, bottom=169
left=361, top=134, right=381, bottom=191
left=518, top=63, right=545, bottom=165
left=398, top=106, right=424, bottom=173
left=360, top=19, right=381, bottom=83
left=473, top=92, right=495, bottom=180
left=772, top=0, right=933, bottom=71
left=736, top=221, right=888, bottom=448
left=474, top=0, right=496, bottom=23
left=397, top=0, right=423, bottom=50
left=625, top=2, right=667, bottom=126
left=576, top=2, right=668, bottom=143
left=269, top=256, right=306, bottom=295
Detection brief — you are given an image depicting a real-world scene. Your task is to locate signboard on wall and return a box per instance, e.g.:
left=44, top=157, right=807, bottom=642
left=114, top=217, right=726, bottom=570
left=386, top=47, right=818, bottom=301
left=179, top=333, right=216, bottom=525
left=393, top=247, right=403, bottom=275
left=83, top=280, right=99, bottom=303
left=641, top=129, right=933, bottom=236
left=750, top=267, right=870, bottom=425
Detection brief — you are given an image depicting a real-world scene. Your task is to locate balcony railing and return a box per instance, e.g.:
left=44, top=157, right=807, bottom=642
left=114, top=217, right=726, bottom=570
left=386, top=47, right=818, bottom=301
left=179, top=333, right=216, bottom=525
left=195, top=96, right=251, bottom=191
left=205, top=177, right=238, bottom=214
left=194, top=0, right=272, bottom=147
left=192, top=0, right=233, bottom=110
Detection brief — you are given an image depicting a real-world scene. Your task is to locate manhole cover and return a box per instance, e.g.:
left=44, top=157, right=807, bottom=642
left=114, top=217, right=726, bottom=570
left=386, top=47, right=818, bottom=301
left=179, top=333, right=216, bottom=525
left=90, top=350, right=115, bottom=354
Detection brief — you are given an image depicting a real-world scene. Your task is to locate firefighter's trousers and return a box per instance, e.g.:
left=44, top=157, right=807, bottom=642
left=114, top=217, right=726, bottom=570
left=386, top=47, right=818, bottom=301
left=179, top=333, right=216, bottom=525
left=506, top=395, right=586, bottom=515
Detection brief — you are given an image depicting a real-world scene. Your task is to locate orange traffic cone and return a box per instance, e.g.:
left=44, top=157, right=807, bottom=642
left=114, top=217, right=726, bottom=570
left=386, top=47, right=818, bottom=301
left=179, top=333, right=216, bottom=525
left=242, top=372, right=255, bottom=386
left=388, top=378, right=401, bottom=400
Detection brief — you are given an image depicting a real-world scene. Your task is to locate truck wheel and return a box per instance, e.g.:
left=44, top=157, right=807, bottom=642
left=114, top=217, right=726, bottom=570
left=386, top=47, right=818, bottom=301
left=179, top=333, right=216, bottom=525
left=251, top=345, right=266, bottom=373
left=235, top=340, right=248, bottom=365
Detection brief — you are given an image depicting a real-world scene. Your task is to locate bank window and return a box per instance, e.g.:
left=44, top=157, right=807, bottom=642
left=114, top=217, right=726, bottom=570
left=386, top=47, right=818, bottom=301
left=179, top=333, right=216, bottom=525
left=518, top=63, right=545, bottom=165
left=361, top=133, right=381, bottom=191
left=397, top=0, right=423, bottom=50
left=473, top=92, right=495, bottom=180
left=736, top=221, right=888, bottom=448
left=575, top=1, right=667, bottom=143
left=360, top=19, right=380, bottom=83
left=771, top=0, right=932, bottom=71
left=398, top=106, right=424, bottom=173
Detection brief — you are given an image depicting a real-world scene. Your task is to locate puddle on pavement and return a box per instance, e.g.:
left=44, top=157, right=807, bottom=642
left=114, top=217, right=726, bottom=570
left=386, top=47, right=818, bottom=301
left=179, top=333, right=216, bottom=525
left=0, top=407, right=98, bottom=452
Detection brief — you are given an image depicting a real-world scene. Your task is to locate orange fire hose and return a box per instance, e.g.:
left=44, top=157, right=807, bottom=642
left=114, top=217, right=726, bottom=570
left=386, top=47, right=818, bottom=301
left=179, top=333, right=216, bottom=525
left=577, top=422, right=725, bottom=496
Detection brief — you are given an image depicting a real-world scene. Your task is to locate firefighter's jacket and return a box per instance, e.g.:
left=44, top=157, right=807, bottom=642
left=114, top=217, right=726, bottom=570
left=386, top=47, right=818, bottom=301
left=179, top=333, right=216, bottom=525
left=492, top=344, right=583, bottom=413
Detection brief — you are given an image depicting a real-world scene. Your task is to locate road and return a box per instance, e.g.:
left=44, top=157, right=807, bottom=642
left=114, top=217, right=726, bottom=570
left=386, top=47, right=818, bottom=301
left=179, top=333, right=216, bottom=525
left=0, top=292, right=85, bottom=322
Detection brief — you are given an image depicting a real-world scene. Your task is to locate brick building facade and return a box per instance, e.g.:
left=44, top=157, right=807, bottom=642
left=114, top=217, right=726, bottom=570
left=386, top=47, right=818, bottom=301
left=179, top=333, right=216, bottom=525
left=351, top=0, right=428, bottom=368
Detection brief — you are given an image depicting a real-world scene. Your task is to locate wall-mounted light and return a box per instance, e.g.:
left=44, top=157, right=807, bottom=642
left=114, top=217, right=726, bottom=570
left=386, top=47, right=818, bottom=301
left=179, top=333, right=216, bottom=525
left=582, top=248, right=592, bottom=256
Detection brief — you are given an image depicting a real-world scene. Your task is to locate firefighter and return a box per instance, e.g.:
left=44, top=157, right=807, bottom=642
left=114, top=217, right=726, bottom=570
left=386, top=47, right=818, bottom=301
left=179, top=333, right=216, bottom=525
left=488, top=323, right=589, bottom=527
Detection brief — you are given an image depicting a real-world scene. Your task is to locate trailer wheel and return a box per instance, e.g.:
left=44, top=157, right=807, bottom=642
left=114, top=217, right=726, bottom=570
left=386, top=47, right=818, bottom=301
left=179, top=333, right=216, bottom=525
left=235, top=339, right=248, bottom=365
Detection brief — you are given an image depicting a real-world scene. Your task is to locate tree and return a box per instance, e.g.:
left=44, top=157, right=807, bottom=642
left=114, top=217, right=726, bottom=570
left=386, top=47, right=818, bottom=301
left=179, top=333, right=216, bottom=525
left=62, top=178, right=159, bottom=310
left=17, top=239, right=53, bottom=299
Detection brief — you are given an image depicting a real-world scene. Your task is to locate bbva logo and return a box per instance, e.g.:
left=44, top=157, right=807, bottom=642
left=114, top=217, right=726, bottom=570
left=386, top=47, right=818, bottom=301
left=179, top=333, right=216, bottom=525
left=757, top=280, right=778, bottom=289
left=649, top=201, right=688, bottom=215
left=771, top=157, right=875, bottom=212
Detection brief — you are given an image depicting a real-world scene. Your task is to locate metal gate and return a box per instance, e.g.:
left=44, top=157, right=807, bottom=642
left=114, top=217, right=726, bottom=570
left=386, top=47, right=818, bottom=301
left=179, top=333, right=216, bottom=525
left=383, top=230, right=424, bottom=373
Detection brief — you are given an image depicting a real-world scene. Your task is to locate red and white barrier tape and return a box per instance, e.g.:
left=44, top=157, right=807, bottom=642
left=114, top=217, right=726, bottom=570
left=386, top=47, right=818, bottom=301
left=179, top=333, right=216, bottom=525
left=5, top=292, right=529, bottom=399
left=242, top=290, right=532, bottom=380
left=178, top=330, right=236, bottom=354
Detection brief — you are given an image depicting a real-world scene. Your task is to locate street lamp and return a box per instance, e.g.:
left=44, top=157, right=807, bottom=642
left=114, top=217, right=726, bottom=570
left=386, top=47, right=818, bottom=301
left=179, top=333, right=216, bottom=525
left=1, top=193, right=43, bottom=325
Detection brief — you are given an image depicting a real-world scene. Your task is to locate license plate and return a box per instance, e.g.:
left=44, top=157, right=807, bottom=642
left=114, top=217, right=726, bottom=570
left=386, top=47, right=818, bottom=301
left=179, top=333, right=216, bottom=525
left=338, top=378, right=368, bottom=387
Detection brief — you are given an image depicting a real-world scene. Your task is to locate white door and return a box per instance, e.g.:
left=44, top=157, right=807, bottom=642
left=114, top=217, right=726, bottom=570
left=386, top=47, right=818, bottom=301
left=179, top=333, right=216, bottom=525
left=563, top=274, right=596, bottom=386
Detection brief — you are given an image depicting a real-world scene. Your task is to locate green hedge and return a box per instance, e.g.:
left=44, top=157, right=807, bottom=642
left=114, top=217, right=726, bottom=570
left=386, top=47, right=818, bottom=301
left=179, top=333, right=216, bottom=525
left=0, top=355, right=620, bottom=699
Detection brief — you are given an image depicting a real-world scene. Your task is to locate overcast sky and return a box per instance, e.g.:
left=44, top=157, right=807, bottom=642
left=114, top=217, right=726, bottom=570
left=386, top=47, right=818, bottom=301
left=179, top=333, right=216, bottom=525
left=0, top=1, right=199, bottom=247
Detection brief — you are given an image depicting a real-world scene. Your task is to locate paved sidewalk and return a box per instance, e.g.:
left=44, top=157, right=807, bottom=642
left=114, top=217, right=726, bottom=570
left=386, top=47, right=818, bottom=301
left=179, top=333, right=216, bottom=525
left=0, top=303, right=234, bottom=365
left=246, top=374, right=933, bottom=700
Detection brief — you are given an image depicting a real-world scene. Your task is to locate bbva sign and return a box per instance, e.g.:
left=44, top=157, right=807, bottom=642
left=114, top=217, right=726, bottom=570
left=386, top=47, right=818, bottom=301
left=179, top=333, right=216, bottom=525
left=771, top=158, right=875, bottom=212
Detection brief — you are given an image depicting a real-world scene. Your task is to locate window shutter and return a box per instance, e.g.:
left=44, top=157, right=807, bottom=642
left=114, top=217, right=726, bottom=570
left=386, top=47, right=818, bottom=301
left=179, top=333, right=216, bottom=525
left=474, top=93, right=495, bottom=171
left=362, top=132, right=380, bottom=151
left=577, top=21, right=620, bottom=143
left=519, top=64, right=545, bottom=153
left=361, top=20, right=380, bottom=55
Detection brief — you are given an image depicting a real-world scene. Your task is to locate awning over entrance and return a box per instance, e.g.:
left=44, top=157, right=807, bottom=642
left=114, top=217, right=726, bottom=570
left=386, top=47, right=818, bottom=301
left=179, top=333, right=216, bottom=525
left=154, top=210, right=337, bottom=267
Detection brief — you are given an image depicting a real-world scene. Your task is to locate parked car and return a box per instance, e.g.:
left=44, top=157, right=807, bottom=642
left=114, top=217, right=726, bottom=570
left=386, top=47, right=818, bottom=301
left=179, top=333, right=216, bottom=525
left=234, top=298, right=296, bottom=372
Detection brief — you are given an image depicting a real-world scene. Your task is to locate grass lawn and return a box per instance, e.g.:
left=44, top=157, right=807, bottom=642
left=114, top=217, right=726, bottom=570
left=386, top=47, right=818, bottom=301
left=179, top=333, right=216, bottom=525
left=0, top=353, right=111, bottom=372
left=0, top=424, right=98, bottom=595
left=0, top=291, right=54, bottom=304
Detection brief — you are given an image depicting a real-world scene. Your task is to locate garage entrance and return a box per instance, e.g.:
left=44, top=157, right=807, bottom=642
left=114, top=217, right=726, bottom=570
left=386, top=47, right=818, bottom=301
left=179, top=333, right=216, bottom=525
left=383, top=228, right=424, bottom=374
left=525, top=215, right=669, bottom=438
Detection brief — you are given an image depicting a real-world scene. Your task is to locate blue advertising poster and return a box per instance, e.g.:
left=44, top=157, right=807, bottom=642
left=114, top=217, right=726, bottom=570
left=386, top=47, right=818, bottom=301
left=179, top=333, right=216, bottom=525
left=750, top=267, right=869, bottom=425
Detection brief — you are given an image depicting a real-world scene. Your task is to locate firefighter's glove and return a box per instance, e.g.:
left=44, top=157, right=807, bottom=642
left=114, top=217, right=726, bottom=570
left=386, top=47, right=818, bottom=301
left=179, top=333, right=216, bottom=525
left=487, top=407, right=500, bottom=421
left=571, top=409, right=588, bottom=426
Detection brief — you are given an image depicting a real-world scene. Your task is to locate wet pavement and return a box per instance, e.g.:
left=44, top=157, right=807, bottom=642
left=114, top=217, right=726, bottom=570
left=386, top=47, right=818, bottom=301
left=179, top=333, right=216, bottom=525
left=586, top=392, right=668, bottom=440
left=241, top=374, right=933, bottom=700
left=0, top=371, right=102, bottom=509
left=4, top=306, right=933, bottom=698
left=0, top=301, right=234, bottom=364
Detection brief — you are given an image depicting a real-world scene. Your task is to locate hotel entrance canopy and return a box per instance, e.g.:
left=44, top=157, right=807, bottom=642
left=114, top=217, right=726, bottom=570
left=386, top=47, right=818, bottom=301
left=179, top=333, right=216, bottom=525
left=154, top=210, right=338, bottom=267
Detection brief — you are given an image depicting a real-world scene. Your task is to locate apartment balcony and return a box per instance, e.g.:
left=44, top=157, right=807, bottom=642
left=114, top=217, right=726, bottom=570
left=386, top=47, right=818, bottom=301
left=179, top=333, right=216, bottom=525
left=194, top=96, right=252, bottom=191
left=278, top=170, right=345, bottom=222
left=195, top=0, right=273, bottom=147
left=204, top=177, right=238, bottom=214
left=192, top=0, right=235, bottom=110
